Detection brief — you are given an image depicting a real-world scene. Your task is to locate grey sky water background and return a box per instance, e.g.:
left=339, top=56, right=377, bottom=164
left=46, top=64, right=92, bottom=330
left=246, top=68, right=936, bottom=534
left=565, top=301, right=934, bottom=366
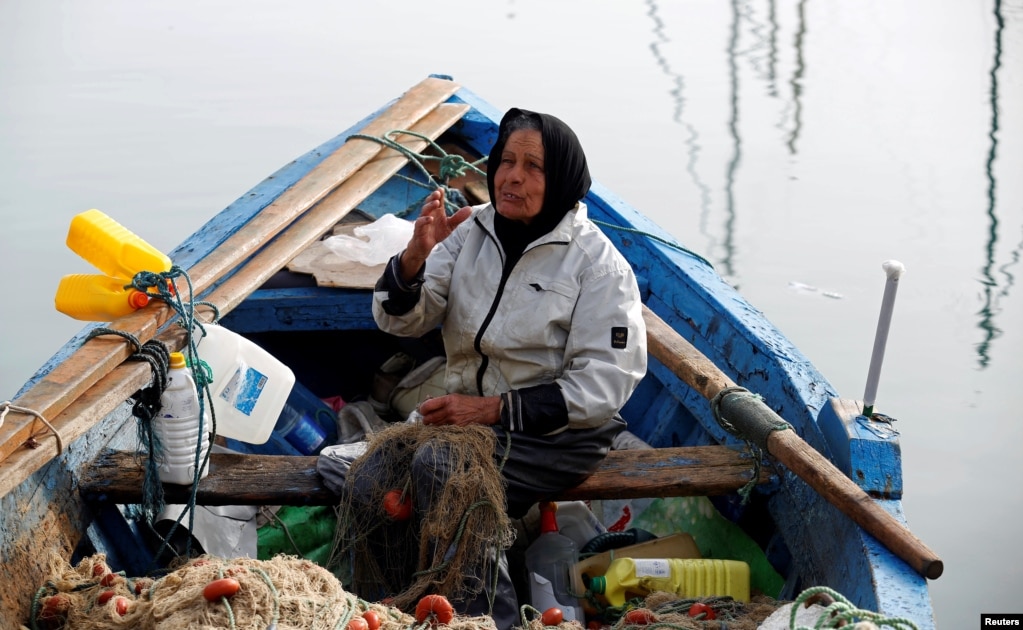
left=1, top=1, right=1021, bottom=627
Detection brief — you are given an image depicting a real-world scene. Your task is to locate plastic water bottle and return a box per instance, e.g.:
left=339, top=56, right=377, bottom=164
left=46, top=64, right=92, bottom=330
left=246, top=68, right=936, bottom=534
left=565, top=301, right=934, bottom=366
left=194, top=322, right=295, bottom=444
left=154, top=352, right=211, bottom=485
left=54, top=273, right=151, bottom=321
left=590, top=557, right=750, bottom=607
left=525, top=501, right=585, bottom=622
left=65, top=209, right=172, bottom=279
left=273, top=380, right=337, bottom=455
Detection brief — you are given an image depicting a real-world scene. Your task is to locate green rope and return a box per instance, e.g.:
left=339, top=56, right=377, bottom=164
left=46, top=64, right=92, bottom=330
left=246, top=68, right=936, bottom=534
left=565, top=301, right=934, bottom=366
left=589, top=219, right=714, bottom=269
left=29, top=585, right=54, bottom=630
left=348, top=129, right=714, bottom=274
left=85, top=265, right=226, bottom=568
left=791, top=586, right=920, bottom=629
left=329, top=590, right=361, bottom=630
left=518, top=604, right=548, bottom=628
left=253, top=567, right=281, bottom=628
left=211, top=565, right=238, bottom=630
left=347, top=129, right=487, bottom=217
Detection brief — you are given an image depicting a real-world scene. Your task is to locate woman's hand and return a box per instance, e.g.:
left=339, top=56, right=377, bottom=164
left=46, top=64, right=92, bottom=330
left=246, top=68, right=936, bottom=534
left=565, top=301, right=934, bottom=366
left=418, top=394, right=501, bottom=427
left=399, top=189, right=472, bottom=283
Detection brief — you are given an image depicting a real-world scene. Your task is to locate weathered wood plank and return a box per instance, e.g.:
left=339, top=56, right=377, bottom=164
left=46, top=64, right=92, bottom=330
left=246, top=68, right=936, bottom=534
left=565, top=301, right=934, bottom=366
left=557, top=445, right=772, bottom=501
left=80, top=446, right=772, bottom=507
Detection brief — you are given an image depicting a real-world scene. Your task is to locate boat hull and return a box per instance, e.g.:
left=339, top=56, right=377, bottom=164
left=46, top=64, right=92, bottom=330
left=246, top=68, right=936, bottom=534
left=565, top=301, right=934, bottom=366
left=0, top=77, right=934, bottom=629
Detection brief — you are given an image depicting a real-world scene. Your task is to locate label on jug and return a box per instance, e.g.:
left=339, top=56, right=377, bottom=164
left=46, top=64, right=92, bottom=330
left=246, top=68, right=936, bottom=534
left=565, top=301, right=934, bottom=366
left=633, top=559, right=671, bottom=579
left=218, top=363, right=269, bottom=416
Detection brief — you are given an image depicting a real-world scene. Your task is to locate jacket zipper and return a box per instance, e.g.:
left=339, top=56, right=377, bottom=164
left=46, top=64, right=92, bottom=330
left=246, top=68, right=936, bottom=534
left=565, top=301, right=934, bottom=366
left=473, top=222, right=512, bottom=395
left=471, top=216, right=570, bottom=395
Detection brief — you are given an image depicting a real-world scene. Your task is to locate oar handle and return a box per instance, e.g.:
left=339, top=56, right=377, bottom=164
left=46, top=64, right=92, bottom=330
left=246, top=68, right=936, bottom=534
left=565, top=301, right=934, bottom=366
left=642, top=306, right=943, bottom=580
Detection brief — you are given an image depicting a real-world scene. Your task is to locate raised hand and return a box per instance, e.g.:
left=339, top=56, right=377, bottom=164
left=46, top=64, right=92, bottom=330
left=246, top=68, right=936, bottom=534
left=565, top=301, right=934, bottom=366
left=399, top=189, right=471, bottom=283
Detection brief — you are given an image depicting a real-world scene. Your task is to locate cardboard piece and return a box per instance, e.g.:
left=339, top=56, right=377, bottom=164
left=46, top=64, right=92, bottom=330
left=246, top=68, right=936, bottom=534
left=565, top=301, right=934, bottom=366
left=572, top=532, right=701, bottom=613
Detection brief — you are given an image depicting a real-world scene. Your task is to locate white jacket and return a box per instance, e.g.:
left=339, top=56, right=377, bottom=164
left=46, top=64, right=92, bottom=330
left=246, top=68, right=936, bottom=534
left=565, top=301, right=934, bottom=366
left=373, top=202, right=647, bottom=431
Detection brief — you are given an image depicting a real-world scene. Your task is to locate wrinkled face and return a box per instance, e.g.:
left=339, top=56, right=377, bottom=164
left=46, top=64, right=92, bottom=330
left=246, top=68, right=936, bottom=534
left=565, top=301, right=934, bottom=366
left=493, top=129, right=546, bottom=224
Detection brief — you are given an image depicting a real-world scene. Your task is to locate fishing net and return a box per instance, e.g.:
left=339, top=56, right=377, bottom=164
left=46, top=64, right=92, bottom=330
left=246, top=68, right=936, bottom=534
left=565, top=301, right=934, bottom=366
left=330, top=422, right=514, bottom=614
left=624, top=592, right=782, bottom=629
left=31, top=552, right=414, bottom=630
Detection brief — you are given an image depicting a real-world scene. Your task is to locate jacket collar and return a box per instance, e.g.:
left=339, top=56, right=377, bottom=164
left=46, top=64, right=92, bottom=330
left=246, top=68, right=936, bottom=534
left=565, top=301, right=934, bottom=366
left=476, top=201, right=587, bottom=249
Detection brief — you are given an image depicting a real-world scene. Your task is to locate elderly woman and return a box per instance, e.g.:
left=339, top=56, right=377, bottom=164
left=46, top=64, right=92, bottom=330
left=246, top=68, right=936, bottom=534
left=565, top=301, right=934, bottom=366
left=370, top=108, right=648, bottom=626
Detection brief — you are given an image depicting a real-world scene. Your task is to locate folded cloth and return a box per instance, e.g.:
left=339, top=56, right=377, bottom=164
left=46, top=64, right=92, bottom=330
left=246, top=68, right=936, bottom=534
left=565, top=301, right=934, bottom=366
left=317, top=441, right=369, bottom=494
left=337, top=400, right=389, bottom=443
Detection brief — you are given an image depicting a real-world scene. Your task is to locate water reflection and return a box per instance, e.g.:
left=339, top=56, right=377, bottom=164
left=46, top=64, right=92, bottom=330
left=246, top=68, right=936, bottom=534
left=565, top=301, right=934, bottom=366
left=786, top=0, right=807, bottom=155
left=976, top=0, right=1016, bottom=369
left=643, top=0, right=715, bottom=263
left=644, top=0, right=810, bottom=282
left=723, top=0, right=742, bottom=282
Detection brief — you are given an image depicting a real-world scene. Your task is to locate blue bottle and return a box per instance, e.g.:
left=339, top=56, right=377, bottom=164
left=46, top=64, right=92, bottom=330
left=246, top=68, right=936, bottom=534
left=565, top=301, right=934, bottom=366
left=274, top=380, right=337, bottom=455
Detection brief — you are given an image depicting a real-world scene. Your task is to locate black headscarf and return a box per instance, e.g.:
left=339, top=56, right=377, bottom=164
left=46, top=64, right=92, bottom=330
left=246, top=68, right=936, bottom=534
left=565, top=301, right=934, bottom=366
left=486, top=108, right=592, bottom=266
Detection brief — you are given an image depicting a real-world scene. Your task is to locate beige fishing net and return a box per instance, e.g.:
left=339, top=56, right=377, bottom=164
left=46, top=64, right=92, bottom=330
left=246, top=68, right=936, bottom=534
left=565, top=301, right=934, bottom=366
left=32, top=552, right=415, bottom=630
left=31, top=548, right=784, bottom=630
left=330, top=422, right=515, bottom=613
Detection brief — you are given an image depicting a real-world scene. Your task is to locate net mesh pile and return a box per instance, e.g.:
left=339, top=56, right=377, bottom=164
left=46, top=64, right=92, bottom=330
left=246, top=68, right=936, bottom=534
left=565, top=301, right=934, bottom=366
left=30, top=554, right=787, bottom=629
left=330, top=422, right=514, bottom=613
left=31, top=552, right=415, bottom=630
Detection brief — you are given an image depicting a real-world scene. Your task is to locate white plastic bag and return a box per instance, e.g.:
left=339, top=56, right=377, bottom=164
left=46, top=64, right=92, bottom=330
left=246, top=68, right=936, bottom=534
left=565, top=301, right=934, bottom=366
left=323, top=214, right=414, bottom=266
left=757, top=602, right=828, bottom=629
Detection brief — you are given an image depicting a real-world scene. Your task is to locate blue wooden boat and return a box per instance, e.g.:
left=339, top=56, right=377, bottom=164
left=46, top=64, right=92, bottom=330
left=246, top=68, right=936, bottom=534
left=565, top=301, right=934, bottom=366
left=0, top=76, right=937, bottom=629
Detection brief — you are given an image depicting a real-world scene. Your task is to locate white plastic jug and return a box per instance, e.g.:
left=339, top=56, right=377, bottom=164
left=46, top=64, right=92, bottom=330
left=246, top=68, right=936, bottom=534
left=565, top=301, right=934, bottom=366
left=194, top=322, right=295, bottom=444
left=525, top=502, right=585, bottom=622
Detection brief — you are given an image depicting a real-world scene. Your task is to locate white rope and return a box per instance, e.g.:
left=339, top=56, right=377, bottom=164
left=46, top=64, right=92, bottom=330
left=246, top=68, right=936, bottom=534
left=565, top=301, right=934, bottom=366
left=0, top=400, right=63, bottom=455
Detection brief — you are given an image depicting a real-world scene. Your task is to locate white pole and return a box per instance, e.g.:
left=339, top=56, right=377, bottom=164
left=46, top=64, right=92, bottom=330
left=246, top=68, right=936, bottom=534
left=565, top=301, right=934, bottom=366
left=862, top=260, right=905, bottom=418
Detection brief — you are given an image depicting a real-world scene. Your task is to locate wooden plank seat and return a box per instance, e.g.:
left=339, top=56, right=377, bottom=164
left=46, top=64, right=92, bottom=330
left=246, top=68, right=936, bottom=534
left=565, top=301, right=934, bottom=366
left=80, top=446, right=773, bottom=507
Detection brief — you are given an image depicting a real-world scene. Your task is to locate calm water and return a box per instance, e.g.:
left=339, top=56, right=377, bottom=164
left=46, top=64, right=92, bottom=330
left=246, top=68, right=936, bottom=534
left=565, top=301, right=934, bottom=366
left=1, top=1, right=1021, bottom=627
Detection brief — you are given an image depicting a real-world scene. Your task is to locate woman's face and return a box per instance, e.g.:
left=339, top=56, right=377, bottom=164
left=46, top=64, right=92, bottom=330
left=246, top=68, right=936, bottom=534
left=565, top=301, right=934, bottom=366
left=493, top=129, right=546, bottom=224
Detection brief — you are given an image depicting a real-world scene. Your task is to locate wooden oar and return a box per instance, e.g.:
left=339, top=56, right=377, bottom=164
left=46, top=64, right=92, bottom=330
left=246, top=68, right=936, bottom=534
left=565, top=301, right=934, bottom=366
left=0, top=77, right=460, bottom=466
left=0, top=102, right=469, bottom=498
left=642, top=305, right=944, bottom=580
